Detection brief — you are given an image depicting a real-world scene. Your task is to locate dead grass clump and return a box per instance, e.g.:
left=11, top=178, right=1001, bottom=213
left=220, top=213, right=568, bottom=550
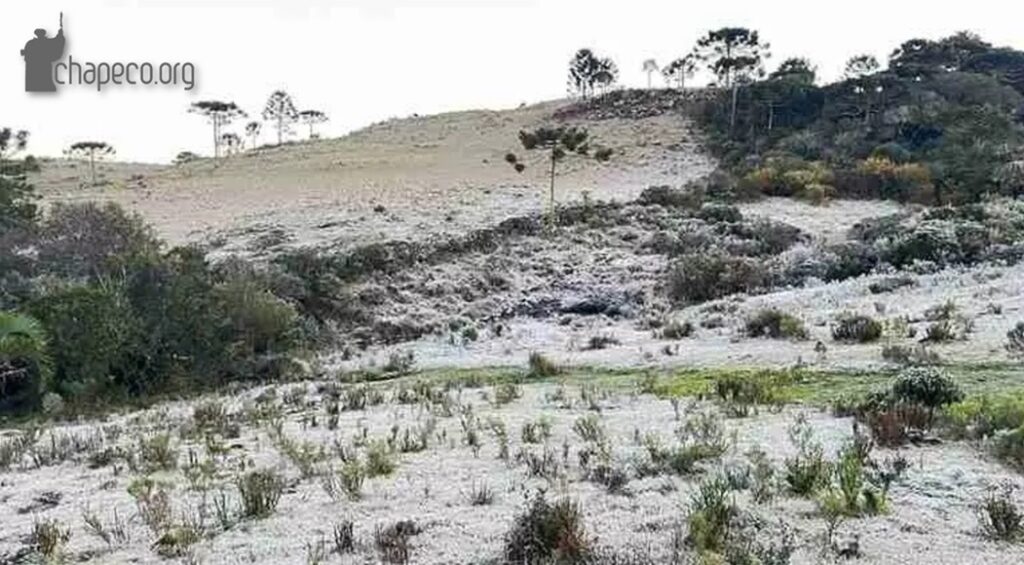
left=503, top=495, right=591, bottom=563
left=82, top=506, right=131, bottom=547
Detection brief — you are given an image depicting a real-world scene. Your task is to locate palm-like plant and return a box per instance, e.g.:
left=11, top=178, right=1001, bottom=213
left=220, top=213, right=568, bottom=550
left=0, top=311, right=52, bottom=409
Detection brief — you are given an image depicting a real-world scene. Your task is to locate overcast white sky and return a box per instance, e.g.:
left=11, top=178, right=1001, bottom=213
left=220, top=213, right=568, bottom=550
left=3, top=0, right=1021, bottom=163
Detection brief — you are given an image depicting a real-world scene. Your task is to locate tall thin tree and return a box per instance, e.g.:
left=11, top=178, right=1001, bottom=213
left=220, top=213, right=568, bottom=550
left=245, top=121, right=262, bottom=150
left=65, top=141, right=115, bottom=186
left=298, top=110, right=329, bottom=139
left=504, top=127, right=613, bottom=228
left=693, top=27, right=770, bottom=132
left=662, top=55, right=697, bottom=90
left=262, top=90, right=299, bottom=146
left=189, top=101, right=245, bottom=158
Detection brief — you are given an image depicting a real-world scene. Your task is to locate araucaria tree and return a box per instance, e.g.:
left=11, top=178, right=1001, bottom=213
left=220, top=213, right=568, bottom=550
left=663, top=55, right=697, bottom=90
left=262, top=90, right=299, bottom=145
left=844, top=55, right=882, bottom=124
left=298, top=110, right=328, bottom=139
left=189, top=100, right=245, bottom=158
left=693, top=27, right=770, bottom=131
left=245, top=121, right=262, bottom=150
left=567, top=49, right=618, bottom=99
left=65, top=141, right=115, bottom=186
left=505, top=127, right=613, bottom=226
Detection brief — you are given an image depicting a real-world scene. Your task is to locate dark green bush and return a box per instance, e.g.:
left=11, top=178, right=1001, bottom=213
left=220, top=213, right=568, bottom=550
left=668, top=252, right=767, bottom=304
left=891, top=367, right=964, bottom=423
left=0, top=174, right=37, bottom=236
left=745, top=309, right=808, bottom=340
left=503, top=494, right=590, bottom=563
left=29, top=283, right=139, bottom=400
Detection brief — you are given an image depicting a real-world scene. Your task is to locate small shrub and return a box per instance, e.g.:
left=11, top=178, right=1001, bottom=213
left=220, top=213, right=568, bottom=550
left=339, top=460, right=366, bottom=500
left=365, top=441, right=396, bottom=477
left=712, top=372, right=783, bottom=416
left=745, top=309, right=808, bottom=340
left=979, top=483, right=1024, bottom=541
left=686, top=476, right=736, bottom=554
left=138, top=432, right=178, bottom=472
left=573, top=414, right=605, bottom=444
left=375, top=520, right=420, bottom=564
left=659, top=319, right=694, bottom=340
left=784, top=415, right=830, bottom=496
left=747, top=447, right=776, bottom=504
left=382, top=351, right=415, bottom=375
left=30, top=518, right=71, bottom=559
left=584, top=334, right=619, bottom=350
left=994, top=427, right=1024, bottom=470
left=468, top=482, right=496, bottom=506
left=1007, top=322, right=1024, bottom=358
left=868, top=276, right=916, bottom=294
left=503, top=495, right=591, bottom=563
left=947, top=393, right=1024, bottom=440
left=127, top=478, right=172, bottom=534
left=237, top=468, right=284, bottom=518
left=493, top=382, right=522, bottom=406
left=881, top=343, right=941, bottom=366
left=831, top=314, right=882, bottom=343
left=668, top=252, right=767, bottom=304
left=521, top=418, right=552, bottom=444
left=333, top=520, right=355, bottom=554
left=82, top=507, right=130, bottom=547
left=527, top=352, right=560, bottom=378
left=891, top=367, right=964, bottom=425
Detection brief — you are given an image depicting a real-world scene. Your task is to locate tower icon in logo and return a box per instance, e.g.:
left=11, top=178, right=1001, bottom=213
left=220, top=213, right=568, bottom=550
left=21, top=12, right=65, bottom=93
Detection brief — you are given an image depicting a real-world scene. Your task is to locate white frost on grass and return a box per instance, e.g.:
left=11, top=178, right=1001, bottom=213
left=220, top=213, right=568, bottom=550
left=2, top=383, right=1023, bottom=563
